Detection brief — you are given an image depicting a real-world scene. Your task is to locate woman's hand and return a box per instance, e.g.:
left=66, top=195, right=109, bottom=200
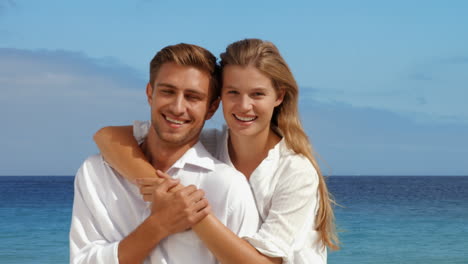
left=137, top=177, right=211, bottom=235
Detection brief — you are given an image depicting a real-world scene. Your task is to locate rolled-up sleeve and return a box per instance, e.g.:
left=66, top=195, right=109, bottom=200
left=243, top=166, right=318, bottom=264
left=69, top=160, right=120, bottom=264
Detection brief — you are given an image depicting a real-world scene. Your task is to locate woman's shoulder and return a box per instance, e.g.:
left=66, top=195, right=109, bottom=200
left=274, top=142, right=318, bottom=185
left=200, top=126, right=227, bottom=157
left=279, top=142, right=316, bottom=170
left=200, top=127, right=223, bottom=142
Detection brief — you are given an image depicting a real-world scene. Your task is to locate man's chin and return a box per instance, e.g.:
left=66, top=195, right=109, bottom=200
left=152, top=125, right=201, bottom=146
left=159, top=133, right=195, bottom=145
left=160, top=134, right=184, bottom=143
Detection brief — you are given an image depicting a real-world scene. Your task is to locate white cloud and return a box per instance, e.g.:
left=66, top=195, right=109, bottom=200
left=299, top=99, right=468, bottom=176
left=299, top=53, right=468, bottom=125
left=1, top=48, right=466, bottom=176
left=0, top=48, right=148, bottom=175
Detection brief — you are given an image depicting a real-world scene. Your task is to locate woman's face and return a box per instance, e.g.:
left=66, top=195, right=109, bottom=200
left=221, top=65, right=283, bottom=138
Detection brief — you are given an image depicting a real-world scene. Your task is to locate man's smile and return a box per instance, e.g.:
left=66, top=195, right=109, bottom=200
left=163, top=114, right=189, bottom=125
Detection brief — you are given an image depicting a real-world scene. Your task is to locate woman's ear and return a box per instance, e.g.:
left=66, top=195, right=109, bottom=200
left=275, top=88, right=285, bottom=107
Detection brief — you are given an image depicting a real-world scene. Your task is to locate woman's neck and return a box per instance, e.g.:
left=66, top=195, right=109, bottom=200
left=228, top=127, right=281, bottom=179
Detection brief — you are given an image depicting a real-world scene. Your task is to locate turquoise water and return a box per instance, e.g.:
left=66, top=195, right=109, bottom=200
left=329, top=176, right=468, bottom=263
left=0, top=176, right=467, bottom=263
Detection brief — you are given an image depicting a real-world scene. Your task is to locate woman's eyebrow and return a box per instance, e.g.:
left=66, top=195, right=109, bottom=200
left=223, top=85, right=238, bottom=89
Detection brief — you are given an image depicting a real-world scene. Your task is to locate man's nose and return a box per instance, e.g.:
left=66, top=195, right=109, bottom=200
left=170, top=94, right=185, bottom=115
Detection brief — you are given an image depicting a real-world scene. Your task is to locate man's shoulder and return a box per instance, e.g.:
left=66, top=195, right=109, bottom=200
left=82, top=153, right=103, bottom=165
left=76, top=154, right=115, bottom=184
left=79, top=154, right=105, bottom=174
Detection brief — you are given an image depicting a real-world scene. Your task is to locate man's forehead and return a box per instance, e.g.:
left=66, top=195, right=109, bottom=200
left=154, top=63, right=211, bottom=93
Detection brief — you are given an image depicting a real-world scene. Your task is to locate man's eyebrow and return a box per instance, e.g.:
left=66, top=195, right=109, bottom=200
left=156, top=82, right=177, bottom=89
left=156, top=83, right=207, bottom=97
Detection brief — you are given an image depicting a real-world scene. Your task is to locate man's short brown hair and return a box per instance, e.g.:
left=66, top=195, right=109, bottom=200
left=149, top=43, right=221, bottom=102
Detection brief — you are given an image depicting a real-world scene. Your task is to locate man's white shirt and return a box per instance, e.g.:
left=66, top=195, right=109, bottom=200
left=69, top=141, right=260, bottom=264
left=135, top=121, right=327, bottom=264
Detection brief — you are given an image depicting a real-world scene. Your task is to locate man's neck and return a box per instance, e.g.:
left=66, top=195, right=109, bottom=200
left=142, top=128, right=197, bottom=172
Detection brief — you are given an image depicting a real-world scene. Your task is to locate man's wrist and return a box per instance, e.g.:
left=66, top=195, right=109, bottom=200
left=145, top=214, right=170, bottom=242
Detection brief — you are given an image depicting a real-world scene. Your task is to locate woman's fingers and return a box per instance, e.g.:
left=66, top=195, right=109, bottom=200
left=139, top=178, right=179, bottom=194
left=156, top=169, right=171, bottom=179
left=140, top=186, right=155, bottom=195
left=139, top=178, right=208, bottom=220
left=189, top=202, right=211, bottom=225
left=192, top=197, right=209, bottom=212
left=139, top=178, right=179, bottom=202
left=189, top=189, right=205, bottom=204
left=136, top=177, right=162, bottom=187
left=157, top=178, right=180, bottom=192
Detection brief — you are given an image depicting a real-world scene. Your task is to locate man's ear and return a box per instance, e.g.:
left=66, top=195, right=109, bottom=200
left=146, top=83, right=153, bottom=105
left=274, top=88, right=285, bottom=107
left=205, top=97, right=221, bottom=120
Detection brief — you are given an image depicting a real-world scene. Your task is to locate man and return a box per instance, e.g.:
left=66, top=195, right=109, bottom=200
left=69, top=44, right=259, bottom=263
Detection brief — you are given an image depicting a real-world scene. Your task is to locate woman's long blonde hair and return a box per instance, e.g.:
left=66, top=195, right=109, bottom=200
left=220, top=39, right=339, bottom=250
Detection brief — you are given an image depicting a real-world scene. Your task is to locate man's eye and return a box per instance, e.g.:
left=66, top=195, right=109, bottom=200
left=252, top=92, right=265, bottom=97
left=161, top=90, right=174, bottom=94
left=186, top=95, right=201, bottom=101
left=226, top=90, right=238, bottom=95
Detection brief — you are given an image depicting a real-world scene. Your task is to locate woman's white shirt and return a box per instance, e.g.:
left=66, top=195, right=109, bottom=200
left=135, top=121, right=326, bottom=264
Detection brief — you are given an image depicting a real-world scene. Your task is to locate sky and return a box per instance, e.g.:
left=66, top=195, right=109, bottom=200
left=1, top=0, right=467, bottom=176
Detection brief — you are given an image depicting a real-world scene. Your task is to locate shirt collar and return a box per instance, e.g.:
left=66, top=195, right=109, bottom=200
left=219, top=125, right=288, bottom=165
left=219, top=126, right=234, bottom=167
left=170, top=141, right=215, bottom=172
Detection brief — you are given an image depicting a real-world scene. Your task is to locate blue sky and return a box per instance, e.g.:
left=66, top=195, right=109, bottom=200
left=1, top=0, right=467, bottom=175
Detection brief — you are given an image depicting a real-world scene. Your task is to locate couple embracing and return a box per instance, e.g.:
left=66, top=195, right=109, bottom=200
left=70, top=38, right=339, bottom=264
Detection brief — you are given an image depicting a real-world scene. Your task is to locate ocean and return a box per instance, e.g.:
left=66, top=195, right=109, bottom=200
left=0, top=176, right=467, bottom=263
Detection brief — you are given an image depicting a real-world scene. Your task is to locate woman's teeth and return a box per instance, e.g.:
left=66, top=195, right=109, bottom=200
left=234, top=114, right=256, bottom=122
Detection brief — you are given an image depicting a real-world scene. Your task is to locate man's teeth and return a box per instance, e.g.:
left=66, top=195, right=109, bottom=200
left=234, top=115, right=256, bottom=122
left=166, top=116, right=185, bottom=124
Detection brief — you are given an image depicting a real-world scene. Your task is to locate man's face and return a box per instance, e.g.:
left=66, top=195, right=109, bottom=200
left=147, top=62, right=218, bottom=147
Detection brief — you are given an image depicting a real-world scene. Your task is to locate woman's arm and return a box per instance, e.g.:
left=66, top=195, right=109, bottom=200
left=194, top=216, right=282, bottom=264
left=93, top=126, right=281, bottom=264
left=94, top=126, right=157, bottom=183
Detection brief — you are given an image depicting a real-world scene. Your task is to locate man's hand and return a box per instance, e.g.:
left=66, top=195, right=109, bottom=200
left=137, top=177, right=211, bottom=235
left=137, top=170, right=182, bottom=201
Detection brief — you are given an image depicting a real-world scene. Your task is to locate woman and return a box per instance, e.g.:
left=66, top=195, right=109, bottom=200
left=95, top=39, right=339, bottom=263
